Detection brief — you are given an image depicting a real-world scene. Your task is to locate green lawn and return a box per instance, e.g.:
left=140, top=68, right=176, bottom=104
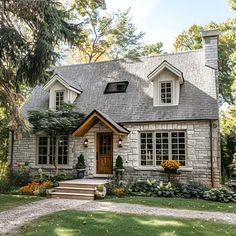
left=0, top=194, right=42, bottom=212
left=103, top=196, right=236, bottom=213
left=11, top=210, right=236, bottom=236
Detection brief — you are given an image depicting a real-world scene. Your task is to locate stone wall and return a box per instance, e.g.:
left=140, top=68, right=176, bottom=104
left=10, top=119, right=220, bottom=187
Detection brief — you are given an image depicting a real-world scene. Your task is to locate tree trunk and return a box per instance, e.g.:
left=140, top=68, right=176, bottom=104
left=9, top=130, right=14, bottom=185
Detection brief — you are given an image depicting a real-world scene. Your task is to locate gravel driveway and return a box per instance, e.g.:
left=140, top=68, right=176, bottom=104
left=1, top=199, right=236, bottom=235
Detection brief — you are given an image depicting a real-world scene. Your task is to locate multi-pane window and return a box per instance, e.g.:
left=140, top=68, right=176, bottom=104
left=140, top=131, right=186, bottom=166
left=140, top=133, right=153, bottom=166
left=37, top=136, right=68, bottom=165
left=160, top=82, right=172, bottom=104
left=55, top=91, right=64, bottom=110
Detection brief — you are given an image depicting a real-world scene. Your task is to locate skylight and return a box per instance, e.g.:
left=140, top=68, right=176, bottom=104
left=104, top=81, right=129, bottom=94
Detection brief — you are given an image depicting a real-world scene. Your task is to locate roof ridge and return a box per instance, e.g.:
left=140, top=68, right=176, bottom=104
left=54, top=49, right=204, bottom=69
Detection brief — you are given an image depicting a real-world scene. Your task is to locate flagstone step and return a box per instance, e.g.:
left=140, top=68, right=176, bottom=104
left=50, top=192, right=95, bottom=200
left=55, top=186, right=95, bottom=194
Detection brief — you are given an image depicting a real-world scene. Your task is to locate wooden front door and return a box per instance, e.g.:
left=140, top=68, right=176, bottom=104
left=96, top=133, right=113, bottom=174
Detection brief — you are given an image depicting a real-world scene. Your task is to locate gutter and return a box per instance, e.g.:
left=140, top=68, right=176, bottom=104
left=209, top=120, right=214, bottom=187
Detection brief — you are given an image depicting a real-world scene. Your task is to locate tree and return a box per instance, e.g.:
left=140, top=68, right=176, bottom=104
left=174, top=20, right=236, bottom=104
left=0, top=0, right=80, bottom=182
left=220, top=105, right=236, bottom=177
left=65, top=0, right=145, bottom=63
left=29, top=102, right=84, bottom=174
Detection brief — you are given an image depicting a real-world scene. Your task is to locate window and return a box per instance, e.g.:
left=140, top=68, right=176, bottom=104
left=160, top=81, right=172, bottom=104
left=104, top=81, right=129, bottom=94
left=140, top=131, right=186, bottom=166
left=55, top=91, right=64, bottom=110
left=37, top=136, right=68, bottom=165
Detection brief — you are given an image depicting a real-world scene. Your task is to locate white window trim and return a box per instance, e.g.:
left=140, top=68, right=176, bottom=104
left=139, top=130, right=187, bottom=167
left=55, top=90, right=65, bottom=109
left=159, top=81, right=173, bottom=105
left=36, top=136, right=69, bottom=166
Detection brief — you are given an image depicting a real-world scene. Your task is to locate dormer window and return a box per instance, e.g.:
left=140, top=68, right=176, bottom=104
left=160, top=81, right=172, bottom=104
left=147, top=60, right=184, bottom=106
left=55, top=91, right=64, bottom=110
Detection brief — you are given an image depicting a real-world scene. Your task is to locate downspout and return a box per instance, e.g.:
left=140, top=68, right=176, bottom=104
left=209, top=120, right=214, bottom=187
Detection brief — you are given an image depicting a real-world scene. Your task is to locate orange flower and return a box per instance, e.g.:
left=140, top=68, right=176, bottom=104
left=161, top=160, right=180, bottom=170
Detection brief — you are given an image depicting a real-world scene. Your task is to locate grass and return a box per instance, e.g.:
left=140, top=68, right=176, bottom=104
left=0, top=194, right=42, bottom=212
left=103, top=196, right=236, bottom=213
left=11, top=210, right=236, bottom=236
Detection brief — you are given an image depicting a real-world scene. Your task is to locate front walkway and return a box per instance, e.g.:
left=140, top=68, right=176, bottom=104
left=1, top=199, right=236, bottom=234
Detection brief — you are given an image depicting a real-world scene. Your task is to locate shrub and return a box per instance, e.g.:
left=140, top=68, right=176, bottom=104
left=203, top=188, right=236, bottom=203
left=97, top=185, right=104, bottom=192
left=112, top=187, right=126, bottom=197
left=156, top=181, right=175, bottom=197
left=175, top=184, right=206, bottom=198
left=76, top=154, right=86, bottom=169
left=130, top=179, right=158, bottom=196
left=115, top=155, right=124, bottom=169
left=11, top=164, right=32, bottom=187
left=0, top=178, right=11, bottom=193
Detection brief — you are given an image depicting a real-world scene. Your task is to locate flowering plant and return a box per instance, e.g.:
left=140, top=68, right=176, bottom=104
left=161, top=160, right=180, bottom=170
left=20, top=180, right=53, bottom=196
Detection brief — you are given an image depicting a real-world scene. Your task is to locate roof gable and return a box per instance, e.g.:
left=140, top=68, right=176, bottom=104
left=148, top=60, right=184, bottom=84
left=43, top=74, right=82, bottom=94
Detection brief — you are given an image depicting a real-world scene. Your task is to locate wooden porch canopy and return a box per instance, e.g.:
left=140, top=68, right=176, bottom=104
left=72, top=110, right=130, bottom=137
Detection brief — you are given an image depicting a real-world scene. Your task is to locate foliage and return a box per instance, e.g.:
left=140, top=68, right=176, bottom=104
left=161, top=160, right=180, bottom=170
left=0, top=111, right=8, bottom=162
left=20, top=180, right=53, bottom=196
left=203, top=188, right=236, bottom=203
left=174, top=19, right=236, bottom=104
left=156, top=181, right=175, bottom=197
left=220, top=106, right=236, bottom=177
left=29, top=102, right=84, bottom=136
left=115, top=155, right=124, bottom=169
left=0, top=0, right=80, bottom=136
left=112, top=187, right=126, bottom=197
left=66, top=0, right=145, bottom=63
left=11, top=164, right=32, bottom=187
left=0, top=178, right=11, bottom=193
left=96, top=185, right=104, bottom=192
left=76, top=154, right=86, bottom=169
left=33, top=173, right=74, bottom=188
left=175, top=184, right=206, bottom=198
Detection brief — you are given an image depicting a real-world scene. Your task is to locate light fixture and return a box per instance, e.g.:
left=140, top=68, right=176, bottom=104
left=84, top=139, right=88, bottom=147
left=118, top=138, right=122, bottom=147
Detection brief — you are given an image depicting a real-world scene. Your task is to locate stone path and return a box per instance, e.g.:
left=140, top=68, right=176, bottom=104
left=78, top=201, right=236, bottom=225
left=1, top=199, right=236, bottom=235
left=0, top=198, right=90, bottom=234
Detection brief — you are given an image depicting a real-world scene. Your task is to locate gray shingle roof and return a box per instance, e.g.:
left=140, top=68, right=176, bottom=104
left=22, top=49, right=218, bottom=123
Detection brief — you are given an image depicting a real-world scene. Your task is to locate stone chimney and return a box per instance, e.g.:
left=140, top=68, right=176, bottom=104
left=201, top=29, right=220, bottom=70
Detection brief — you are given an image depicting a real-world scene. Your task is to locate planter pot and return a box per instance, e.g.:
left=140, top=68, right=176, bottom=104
left=95, top=186, right=107, bottom=199
left=114, top=168, right=125, bottom=180
left=76, top=169, right=86, bottom=179
left=164, top=169, right=178, bottom=174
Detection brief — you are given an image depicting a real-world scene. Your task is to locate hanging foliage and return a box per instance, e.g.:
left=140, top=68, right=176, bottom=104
left=29, top=103, right=84, bottom=136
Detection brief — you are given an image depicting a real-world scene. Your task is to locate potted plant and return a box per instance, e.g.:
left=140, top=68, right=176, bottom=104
left=161, top=160, right=180, bottom=182
left=114, top=155, right=125, bottom=179
left=95, top=185, right=107, bottom=199
left=75, top=154, right=86, bottom=179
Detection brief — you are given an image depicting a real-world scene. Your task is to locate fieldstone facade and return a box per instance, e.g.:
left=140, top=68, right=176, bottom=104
left=10, top=119, right=220, bottom=188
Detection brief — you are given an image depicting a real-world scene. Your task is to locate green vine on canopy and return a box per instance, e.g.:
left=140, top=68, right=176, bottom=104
left=28, top=102, right=84, bottom=136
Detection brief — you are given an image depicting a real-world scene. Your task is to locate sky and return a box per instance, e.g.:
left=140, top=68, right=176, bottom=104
left=106, top=0, right=235, bottom=52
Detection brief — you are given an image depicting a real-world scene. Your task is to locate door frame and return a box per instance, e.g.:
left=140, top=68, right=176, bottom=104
left=96, top=132, right=113, bottom=174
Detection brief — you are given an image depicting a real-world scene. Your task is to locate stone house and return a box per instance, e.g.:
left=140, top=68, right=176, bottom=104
left=10, top=30, right=221, bottom=188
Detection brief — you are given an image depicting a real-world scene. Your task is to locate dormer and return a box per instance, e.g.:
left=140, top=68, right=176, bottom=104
left=148, top=60, right=184, bottom=106
left=43, top=74, right=82, bottom=110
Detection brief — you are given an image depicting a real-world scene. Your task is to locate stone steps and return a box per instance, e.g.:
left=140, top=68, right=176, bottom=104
left=50, top=192, right=95, bottom=200
left=48, top=178, right=108, bottom=200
